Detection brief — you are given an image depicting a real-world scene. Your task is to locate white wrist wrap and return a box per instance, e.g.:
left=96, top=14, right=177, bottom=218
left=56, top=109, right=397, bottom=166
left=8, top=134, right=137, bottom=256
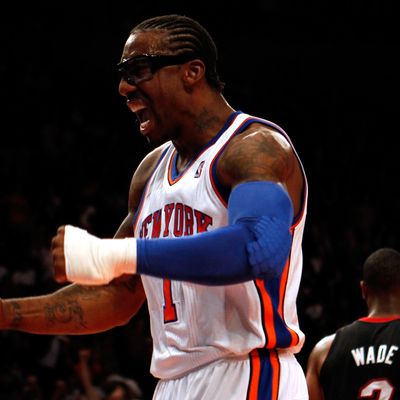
left=64, top=225, right=137, bottom=285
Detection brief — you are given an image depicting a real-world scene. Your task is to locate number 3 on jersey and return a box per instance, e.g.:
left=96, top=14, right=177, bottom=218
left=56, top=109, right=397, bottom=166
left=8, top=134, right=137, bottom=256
left=163, top=279, right=178, bottom=323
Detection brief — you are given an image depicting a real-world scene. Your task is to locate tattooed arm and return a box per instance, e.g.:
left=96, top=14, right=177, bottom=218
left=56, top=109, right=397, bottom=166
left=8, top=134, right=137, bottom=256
left=217, top=122, right=304, bottom=216
left=0, top=211, right=146, bottom=334
left=0, top=278, right=145, bottom=334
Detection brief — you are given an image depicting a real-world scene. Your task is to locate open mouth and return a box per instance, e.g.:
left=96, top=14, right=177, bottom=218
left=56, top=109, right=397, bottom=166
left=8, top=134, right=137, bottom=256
left=136, top=108, right=151, bottom=134
left=125, top=92, right=152, bottom=135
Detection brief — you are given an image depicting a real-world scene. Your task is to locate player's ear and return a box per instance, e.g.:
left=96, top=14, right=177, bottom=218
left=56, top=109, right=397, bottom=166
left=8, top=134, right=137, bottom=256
left=360, top=280, right=367, bottom=300
left=182, top=59, right=205, bottom=87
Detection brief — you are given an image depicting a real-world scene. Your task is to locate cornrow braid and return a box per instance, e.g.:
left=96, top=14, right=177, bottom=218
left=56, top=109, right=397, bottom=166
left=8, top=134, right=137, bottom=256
left=132, top=14, right=225, bottom=92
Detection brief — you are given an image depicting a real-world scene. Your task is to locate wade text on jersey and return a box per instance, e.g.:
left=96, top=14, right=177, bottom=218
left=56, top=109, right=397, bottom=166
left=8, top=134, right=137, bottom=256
left=351, top=344, right=399, bottom=366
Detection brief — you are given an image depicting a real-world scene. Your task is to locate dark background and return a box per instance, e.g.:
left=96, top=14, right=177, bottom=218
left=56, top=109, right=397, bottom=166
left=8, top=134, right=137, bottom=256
left=0, top=1, right=398, bottom=398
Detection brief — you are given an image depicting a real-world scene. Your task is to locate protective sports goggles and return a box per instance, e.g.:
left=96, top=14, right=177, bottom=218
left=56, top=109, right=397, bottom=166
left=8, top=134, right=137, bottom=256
left=117, top=53, right=198, bottom=86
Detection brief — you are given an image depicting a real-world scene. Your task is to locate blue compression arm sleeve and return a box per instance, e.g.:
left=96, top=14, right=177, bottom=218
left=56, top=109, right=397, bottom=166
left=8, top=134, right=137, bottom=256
left=136, top=181, right=294, bottom=284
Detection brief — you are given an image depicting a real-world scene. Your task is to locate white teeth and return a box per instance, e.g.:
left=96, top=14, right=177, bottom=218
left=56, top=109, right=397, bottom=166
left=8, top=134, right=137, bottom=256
left=140, top=120, right=150, bottom=132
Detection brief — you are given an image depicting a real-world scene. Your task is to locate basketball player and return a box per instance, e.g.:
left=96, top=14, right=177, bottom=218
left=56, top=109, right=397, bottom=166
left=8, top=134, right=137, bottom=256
left=306, top=248, right=400, bottom=400
left=1, top=15, right=308, bottom=399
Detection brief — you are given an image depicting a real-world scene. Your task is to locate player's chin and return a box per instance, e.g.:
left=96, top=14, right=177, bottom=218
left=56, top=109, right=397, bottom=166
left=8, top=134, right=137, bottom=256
left=144, top=130, right=168, bottom=148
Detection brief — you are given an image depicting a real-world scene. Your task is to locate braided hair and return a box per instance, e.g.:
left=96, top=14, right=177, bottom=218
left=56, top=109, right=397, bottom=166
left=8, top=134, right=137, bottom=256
left=132, top=14, right=225, bottom=92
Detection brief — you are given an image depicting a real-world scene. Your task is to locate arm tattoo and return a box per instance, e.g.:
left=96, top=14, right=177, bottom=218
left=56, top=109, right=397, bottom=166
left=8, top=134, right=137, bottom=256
left=6, top=280, right=140, bottom=331
left=9, top=301, right=22, bottom=328
left=220, top=127, right=290, bottom=183
left=44, top=299, right=87, bottom=328
left=43, top=284, right=105, bottom=328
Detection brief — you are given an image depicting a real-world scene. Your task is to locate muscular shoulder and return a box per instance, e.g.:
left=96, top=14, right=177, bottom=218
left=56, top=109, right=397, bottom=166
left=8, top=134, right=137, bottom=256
left=217, top=122, right=296, bottom=188
left=128, top=142, right=170, bottom=211
left=306, top=334, right=335, bottom=400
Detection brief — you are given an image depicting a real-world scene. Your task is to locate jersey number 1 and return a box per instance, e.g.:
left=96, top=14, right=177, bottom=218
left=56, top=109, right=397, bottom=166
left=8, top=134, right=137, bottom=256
left=163, top=279, right=177, bottom=323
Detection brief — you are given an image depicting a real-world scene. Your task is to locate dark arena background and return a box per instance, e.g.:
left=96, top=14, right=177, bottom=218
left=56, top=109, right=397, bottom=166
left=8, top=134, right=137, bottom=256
left=0, top=1, right=398, bottom=398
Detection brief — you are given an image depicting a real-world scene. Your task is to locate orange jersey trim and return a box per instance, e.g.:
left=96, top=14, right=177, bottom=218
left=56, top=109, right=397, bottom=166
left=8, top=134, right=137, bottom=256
left=247, top=350, right=261, bottom=400
left=255, top=279, right=277, bottom=348
left=247, top=349, right=280, bottom=400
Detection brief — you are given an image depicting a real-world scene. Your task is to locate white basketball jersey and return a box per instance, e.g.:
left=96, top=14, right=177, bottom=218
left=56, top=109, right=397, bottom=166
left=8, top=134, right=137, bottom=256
left=133, top=111, right=308, bottom=380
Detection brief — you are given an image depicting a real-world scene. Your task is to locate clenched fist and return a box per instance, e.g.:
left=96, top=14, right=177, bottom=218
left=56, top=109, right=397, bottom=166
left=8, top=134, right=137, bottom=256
left=51, top=225, right=137, bottom=285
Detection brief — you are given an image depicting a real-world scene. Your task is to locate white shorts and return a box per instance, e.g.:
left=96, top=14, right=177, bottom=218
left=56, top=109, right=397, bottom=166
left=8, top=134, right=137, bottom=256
left=152, top=349, right=308, bottom=400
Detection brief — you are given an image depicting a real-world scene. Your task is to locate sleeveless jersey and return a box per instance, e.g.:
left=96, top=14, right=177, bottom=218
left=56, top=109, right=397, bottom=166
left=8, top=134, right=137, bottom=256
left=133, top=111, right=308, bottom=380
left=320, top=317, right=400, bottom=400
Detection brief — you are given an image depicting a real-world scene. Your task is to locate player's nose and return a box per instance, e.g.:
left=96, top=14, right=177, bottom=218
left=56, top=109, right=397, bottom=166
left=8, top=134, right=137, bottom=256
left=118, top=77, right=138, bottom=98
